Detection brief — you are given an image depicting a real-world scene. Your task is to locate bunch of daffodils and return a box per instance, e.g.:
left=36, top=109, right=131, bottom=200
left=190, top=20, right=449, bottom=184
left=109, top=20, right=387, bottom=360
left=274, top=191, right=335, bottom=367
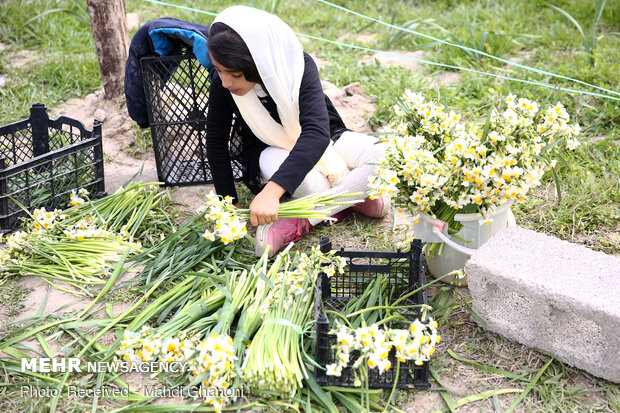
left=188, top=332, right=238, bottom=413
left=68, top=188, right=89, bottom=207
left=29, top=207, right=64, bottom=232
left=117, top=326, right=201, bottom=365
left=0, top=231, right=29, bottom=267
left=0, top=205, right=140, bottom=292
left=117, top=326, right=238, bottom=412
left=257, top=247, right=346, bottom=318
left=62, top=215, right=118, bottom=240
left=326, top=318, right=440, bottom=380
left=242, top=247, right=346, bottom=396
left=117, top=326, right=164, bottom=363
left=198, top=192, right=248, bottom=244
left=198, top=190, right=363, bottom=244
left=369, top=91, right=580, bottom=229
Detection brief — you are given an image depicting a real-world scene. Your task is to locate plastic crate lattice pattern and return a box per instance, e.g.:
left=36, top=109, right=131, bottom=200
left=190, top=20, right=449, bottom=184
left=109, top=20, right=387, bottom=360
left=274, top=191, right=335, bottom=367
left=315, top=237, right=430, bottom=389
left=0, top=104, right=105, bottom=233
left=142, top=52, right=243, bottom=186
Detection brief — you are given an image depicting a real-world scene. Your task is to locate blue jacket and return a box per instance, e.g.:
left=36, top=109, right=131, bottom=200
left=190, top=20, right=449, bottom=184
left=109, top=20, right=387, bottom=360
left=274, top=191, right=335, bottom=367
left=124, top=17, right=212, bottom=127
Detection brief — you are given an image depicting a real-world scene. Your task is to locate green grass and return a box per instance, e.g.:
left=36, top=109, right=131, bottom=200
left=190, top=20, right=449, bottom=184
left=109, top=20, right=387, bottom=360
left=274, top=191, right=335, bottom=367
left=514, top=135, right=620, bottom=254
left=0, top=0, right=100, bottom=124
left=122, top=124, right=154, bottom=157
left=0, top=0, right=619, bottom=411
left=0, top=279, right=30, bottom=321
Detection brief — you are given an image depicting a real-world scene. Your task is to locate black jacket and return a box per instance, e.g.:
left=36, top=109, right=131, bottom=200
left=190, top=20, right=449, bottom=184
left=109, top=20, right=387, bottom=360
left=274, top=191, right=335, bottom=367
left=206, top=52, right=349, bottom=202
left=124, top=17, right=211, bottom=128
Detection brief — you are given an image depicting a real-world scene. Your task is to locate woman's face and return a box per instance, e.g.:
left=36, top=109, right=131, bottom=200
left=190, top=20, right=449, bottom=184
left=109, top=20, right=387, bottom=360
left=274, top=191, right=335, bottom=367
left=211, top=57, right=256, bottom=96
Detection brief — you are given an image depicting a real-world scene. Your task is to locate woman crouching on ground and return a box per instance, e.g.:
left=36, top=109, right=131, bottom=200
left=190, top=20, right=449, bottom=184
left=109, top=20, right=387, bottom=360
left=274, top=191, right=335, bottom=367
left=206, top=5, right=388, bottom=257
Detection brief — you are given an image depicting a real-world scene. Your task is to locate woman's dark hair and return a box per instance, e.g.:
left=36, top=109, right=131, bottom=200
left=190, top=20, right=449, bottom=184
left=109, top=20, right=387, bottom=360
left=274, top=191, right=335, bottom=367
left=208, top=23, right=263, bottom=87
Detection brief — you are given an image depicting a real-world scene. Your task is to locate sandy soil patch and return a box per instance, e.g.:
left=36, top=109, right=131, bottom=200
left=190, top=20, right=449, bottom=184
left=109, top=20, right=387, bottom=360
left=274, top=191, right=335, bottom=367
left=5, top=49, right=39, bottom=69
left=323, top=81, right=376, bottom=133
left=360, top=50, right=426, bottom=72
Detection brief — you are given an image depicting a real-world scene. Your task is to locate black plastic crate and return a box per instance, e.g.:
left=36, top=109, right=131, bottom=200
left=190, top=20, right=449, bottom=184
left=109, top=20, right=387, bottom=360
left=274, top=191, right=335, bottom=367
left=141, top=52, right=243, bottom=186
left=315, top=237, right=430, bottom=389
left=0, top=103, right=106, bottom=233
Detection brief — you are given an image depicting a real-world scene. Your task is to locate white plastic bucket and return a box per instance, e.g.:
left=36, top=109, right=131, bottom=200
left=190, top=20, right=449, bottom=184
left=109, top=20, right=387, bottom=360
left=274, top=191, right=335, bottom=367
left=413, top=200, right=516, bottom=285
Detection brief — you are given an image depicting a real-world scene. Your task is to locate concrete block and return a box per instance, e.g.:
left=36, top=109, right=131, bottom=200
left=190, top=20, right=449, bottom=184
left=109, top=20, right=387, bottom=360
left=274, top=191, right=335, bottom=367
left=465, top=226, right=620, bottom=383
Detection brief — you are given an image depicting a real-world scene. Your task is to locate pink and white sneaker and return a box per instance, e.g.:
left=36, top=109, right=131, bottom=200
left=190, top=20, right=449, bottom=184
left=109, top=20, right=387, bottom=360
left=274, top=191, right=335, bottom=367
left=255, top=217, right=310, bottom=257
left=351, top=194, right=390, bottom=218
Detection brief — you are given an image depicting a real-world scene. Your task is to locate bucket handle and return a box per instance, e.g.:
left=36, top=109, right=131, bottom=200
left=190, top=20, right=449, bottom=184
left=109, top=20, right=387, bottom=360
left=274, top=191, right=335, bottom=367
left=430, top=210, right=517, bottom=257
left=431, top=221, right=477, bottom=256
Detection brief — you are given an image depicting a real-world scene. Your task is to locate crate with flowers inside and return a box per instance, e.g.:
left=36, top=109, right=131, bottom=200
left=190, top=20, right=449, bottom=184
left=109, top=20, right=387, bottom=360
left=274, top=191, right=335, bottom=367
left=315, top=237, right=436, bottom=389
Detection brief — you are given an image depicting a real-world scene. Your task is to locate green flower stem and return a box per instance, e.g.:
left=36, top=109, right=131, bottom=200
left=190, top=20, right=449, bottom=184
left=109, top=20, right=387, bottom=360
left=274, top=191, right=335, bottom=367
left=345, top=304, right=425, bottom=320
left=50, top=278, right=166, bottom=412
left=237, top=191, right=364, bottom=220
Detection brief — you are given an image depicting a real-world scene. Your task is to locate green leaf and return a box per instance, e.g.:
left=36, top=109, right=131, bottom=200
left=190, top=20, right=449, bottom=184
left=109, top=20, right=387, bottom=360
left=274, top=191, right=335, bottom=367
left=463, top=301, right=487, bottom=330
left=505, top=357, right=554, bottom=413
left=36, top=284, right=52, bottom=317
left=548, top=5, right=588, bottom=54
left=91, top=372, right=104, bottom=413
left=479, top=107, right=494, bottom=144
left=1, top=346, right=31, bottom=359
left=78, top=248, right=130, bottom=318
left=36, top=333, right=53, bottom=358
left=106, top=303, right=114, bottom=318
left=304, top=375, right=339, bottom=413
left=551, top=166, right=562, bottom=202
left=332, top=391, right=365, bottom=412
left=0, top=318, right=76, bottom=350
left=430, top=367, right=456, bottom=413
left=591, top=0, right=608, bottom=52
left=447, top=349, right=529, bottom=381
left=432, top=388, right=523, bottom=413
left=556, top=152, right=572, bottom=171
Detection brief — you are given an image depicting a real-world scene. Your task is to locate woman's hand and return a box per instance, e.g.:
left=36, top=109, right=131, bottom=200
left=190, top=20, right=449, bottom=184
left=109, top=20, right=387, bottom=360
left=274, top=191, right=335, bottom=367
left=249, top=181, right=286, bottom=226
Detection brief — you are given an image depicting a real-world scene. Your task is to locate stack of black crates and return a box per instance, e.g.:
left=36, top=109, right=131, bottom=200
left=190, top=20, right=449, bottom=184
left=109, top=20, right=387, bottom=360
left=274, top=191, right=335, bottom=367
left=315, top=237, right=430, bottom=389
left=0, top=103, right=106, bottom=233
left=141, top=51, right=243, bottom=186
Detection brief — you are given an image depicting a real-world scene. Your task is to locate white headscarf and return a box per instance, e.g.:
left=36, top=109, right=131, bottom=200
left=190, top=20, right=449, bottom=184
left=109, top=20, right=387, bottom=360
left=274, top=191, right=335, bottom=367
left=212, top=6, right=349, bottom=185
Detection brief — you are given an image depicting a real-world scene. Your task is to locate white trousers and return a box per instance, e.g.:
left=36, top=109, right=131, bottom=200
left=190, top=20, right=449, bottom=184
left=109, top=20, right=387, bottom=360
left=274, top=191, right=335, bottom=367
left=259, top=131, right=385, bottom=225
